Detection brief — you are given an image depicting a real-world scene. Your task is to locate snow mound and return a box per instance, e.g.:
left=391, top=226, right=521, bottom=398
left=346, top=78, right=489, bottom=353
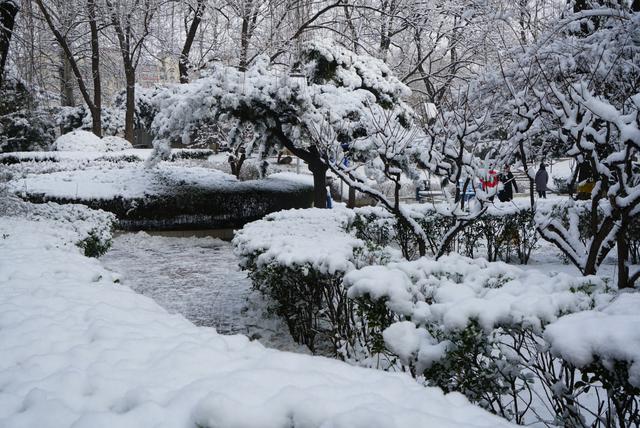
left=102, top=135, right=134, bottom=151
left=233, top=208, right=362, bottom=275
left=53, top=130, right=106, bottom=151
left=53, top=131, right=134, bottom=152
left=0, top=214, right=514, bottom=428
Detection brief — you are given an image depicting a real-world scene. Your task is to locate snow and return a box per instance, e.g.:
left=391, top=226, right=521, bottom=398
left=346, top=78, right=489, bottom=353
left=53, top=130, right=106, bottom=151
left=544, top=292, right=640, bottom=387
left=0, top=209, right=515, bottom=428
left=6, top=163, right=312, bottom=201
left=100, top=232, right=302, bottom=352
left=345, top=254, right=609, bottom=334
left=233, top=208, right=363, bottom=275
left=52, top=131, right=133, bottom=152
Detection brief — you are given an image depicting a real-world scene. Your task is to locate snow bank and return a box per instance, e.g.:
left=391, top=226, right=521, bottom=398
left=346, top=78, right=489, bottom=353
left=233, top=208, right=362, bottom=275
left=0, top=214, right=514, bottom=428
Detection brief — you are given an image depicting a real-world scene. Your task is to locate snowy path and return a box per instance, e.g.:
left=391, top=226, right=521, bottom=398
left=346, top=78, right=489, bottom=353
left=100, top=232, right=300, bottom=351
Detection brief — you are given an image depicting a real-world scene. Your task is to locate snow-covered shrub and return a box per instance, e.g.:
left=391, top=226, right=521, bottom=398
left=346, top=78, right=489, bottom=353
left=233, top=208, right=363, bottom=353
left=56, top=105, right=125, bottom=137
left=0, top=76, right=55, bottom=152
left=0, top=193, right=115, bottom=257
left=53, top=130, right=105, bottom=151
left=170, top=149, right=214, bottom=161
left=102, top=135, right=133, bottom=151
left=343, top=255, right=639, bottom=426
left=53, top=131, right=134, bottom=152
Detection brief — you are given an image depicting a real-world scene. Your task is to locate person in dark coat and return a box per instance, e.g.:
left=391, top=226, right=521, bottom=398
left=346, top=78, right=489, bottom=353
left=535, top=163, right=549, bottom=198
left=498, top=165, right=519, bottom=202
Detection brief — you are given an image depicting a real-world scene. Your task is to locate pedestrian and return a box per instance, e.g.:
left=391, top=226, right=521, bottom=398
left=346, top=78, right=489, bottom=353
left=498, top=165, right=519, bottom=202
left=535, top=163, right=549, bottom=199
left=480, top=168, right=499, bottom=201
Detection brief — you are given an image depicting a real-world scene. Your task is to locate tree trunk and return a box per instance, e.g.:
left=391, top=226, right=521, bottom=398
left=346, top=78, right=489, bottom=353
left=124, top=68, right=135, bottom=143
left=87, top=0, right=101, bottom=136
left=0, top=0, right=19, bottom=88
left=35, top=0, right=100, bottom=135
left=59, top=50, right=75, bottom=106
left=347, top=186, right=356, bottom=208
left=617, top=233, right=630, bottom=289
left=310, top=161, right=328, bottom=208
left=179, top=0, right=205, bottom=83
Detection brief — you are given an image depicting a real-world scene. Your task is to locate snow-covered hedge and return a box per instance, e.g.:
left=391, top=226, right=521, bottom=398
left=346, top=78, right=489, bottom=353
left=0, top=193, right=115, bottom=257
left=234, top=206, right=639, bottom=425
left=233, top=208, right=367, bottom=353
left=0, top=210, right=515, bottom=428
left=344, top=255, right=639, bottom=426
left=7, top=164, right=314, bottom=230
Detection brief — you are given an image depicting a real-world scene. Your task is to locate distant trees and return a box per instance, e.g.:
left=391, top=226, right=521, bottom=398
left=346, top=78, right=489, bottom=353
left=0, top=0, right=19, bottom=88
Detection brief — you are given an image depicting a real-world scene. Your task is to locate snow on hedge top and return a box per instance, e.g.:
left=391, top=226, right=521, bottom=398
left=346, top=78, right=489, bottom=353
left=345, top=254, right=608, bottom=332
left=544, top=292, right=640, bottom=387
left=0, top=193, right=115, bottom=247
left=53, top=130, right=133, bottom=152
left=0, top=214, right=514, bottom=428
left=233, top=208, right=363, bottom=275
left=7, top=164, right=312, bottom=200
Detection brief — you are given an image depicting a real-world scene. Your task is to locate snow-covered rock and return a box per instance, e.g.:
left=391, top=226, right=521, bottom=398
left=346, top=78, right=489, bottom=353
left=0, top=213, right=515, bottom=428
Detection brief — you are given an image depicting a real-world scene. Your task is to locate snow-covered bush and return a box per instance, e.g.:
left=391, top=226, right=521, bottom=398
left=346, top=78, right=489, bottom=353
left=56, top=105, right=126, bottom=137
left=0, top=192, right=115, bottom=257
left=53, top=130, right=105, bottom=151
left=0, top=75, right=55, bottom=152
left=102, top=135, right=133, bottom=151
left=343, top=255, right=638, bottom=426
left=233, top=208, right=364, bottom=353
left=53, top=131, right=133, bottom=152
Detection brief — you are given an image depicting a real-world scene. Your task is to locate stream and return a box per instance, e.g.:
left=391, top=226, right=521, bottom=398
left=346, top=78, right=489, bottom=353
left=100, top=231, right=304, bottom=352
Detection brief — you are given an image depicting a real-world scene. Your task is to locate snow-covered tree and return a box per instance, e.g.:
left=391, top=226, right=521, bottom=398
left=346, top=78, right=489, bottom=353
left=458, top=4, right=640, bottom=288
left=151, top=40, right=414, bottom=208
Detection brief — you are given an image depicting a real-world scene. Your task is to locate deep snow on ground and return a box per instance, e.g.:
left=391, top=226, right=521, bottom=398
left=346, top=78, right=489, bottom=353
left=100, top=232, right=303, bottom=352
left=0, top=215, right=516, bottom=428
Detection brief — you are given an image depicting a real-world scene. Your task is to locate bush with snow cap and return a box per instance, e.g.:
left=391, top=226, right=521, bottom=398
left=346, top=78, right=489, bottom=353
left=342, top=254, right=640, bottom=425
left=53, top=131, right=135, bottom=152
left=102, top=135, right=133, bottom=151
left=233, top=207, right=366, bottom=353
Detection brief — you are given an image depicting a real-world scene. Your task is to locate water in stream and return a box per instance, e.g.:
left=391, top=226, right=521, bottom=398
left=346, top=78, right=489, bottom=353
left=100, top=232, right=304, bottom=352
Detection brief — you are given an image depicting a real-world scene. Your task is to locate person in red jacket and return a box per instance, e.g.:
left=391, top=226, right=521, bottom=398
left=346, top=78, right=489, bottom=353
left=480, top=168, right=499, bottom=201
